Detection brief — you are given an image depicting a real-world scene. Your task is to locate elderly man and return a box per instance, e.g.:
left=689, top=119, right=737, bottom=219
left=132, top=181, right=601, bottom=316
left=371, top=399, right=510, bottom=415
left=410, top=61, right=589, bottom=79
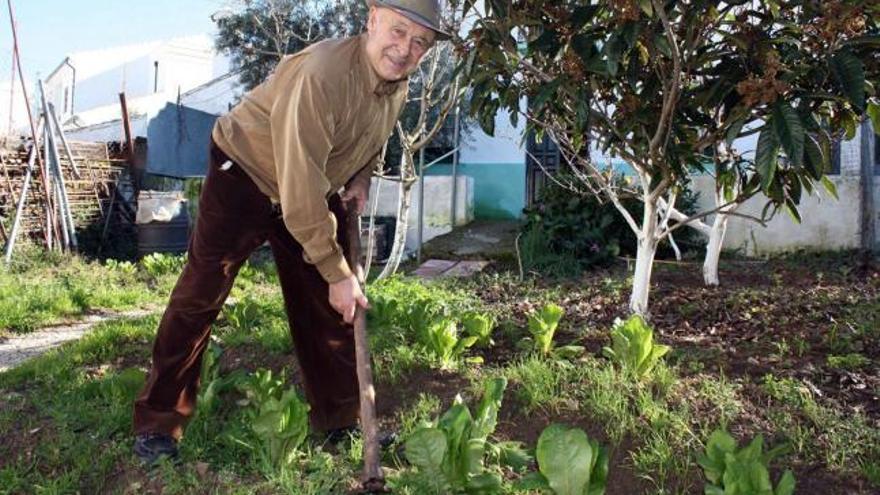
left=132, top=0, right=448, bottom=465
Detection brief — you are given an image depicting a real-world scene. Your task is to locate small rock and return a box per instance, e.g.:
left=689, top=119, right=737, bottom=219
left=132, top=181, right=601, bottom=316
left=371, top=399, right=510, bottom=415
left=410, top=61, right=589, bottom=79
left=195, top=461, right=210, bottom=478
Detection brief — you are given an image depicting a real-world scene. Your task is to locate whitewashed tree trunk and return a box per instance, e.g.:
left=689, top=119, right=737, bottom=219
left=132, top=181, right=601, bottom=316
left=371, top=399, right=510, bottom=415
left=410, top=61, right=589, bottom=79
left=702, top=213, right=729, bottom=286
left=377, top=152, right=416, bottom=280
left=629, top=199, right=659, bottom=316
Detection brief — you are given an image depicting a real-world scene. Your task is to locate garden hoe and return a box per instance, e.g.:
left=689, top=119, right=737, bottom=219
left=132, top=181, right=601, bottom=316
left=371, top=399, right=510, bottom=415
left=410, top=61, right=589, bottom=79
left=344, top=208, right=388, bottom=494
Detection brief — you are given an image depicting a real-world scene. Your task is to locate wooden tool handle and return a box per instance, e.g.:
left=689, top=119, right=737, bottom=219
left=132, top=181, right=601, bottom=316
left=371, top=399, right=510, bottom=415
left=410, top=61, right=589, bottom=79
left=344, top=209, right=384, bottom=486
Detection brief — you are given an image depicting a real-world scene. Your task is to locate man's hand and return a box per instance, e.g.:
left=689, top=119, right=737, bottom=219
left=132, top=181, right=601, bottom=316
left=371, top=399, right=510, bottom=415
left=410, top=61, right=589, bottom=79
left=341, top=178, right=369, bottom=215
left=329, top=274, right=369, bottom=324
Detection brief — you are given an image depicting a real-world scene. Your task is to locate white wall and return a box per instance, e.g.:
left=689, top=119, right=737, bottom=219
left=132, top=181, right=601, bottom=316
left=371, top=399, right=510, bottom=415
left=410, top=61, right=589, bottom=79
left=179, top=73, right=243, bottom=116
left=459, top=106, right=526, bottom=165
left=692, top=175, right=860, bottom=255
left=690, top=123, right=873, bottom=254
left=368, top=175, right=474, bottom=252
left=0, top=80, right=30, bottom=136
left=45, top=36, right=216, bottom=125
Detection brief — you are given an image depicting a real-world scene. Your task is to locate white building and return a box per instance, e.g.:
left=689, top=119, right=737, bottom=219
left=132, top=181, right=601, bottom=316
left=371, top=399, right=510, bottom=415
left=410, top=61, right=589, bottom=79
left=0, top=78, right=31, bottom=137
left=43, top=35, right=226, bottom=141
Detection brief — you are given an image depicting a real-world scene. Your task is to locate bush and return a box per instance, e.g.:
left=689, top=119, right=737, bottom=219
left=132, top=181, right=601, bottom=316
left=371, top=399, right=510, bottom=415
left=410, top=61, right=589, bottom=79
left=520, top=175, right=703, bottom=275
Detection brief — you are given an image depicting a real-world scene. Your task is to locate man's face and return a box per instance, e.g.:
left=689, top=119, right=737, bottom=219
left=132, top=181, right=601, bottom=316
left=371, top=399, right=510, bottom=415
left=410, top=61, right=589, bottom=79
left=365, top=6, right=436, bottom=82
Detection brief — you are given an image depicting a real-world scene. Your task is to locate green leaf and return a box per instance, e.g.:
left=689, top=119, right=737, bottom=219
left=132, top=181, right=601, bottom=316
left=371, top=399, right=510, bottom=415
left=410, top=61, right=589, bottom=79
left=840, top=109, right=858, bottom=140
left=462, top=312, right=494, bottom=346
left=868, top=99, right=880, bottom=136
left=537, top=424, right=594, bottom=495
left=654, top=34, right=672, bottom=58
left=830, top=50, right=866, bottom=111
left=803, top=134, right=826, bottom=180
left=699, top=429, right=736, bottom=484
left=472, top=377, right=507, bottom=440
left=725, top=118, right=748, bottom=147
left=704, top=485, right=725, bottom=495
left=514, top=472, right=550, bottom=491
left=532, top=78, right=563, bottom=110
left=405, top=427, right=448, bottom=472
left=587, top=443, right=609, bottom=495
left=775, top=470, right=796, bottom=495
left=464, top=472, right=502, bottom=494
left=495, top=441, right=532, bottom=472
left=821, top=176, right=838, bottom=200
left=756, top=127, right=780, bottom=192
left=785, top=201, right=802, bottom=224
left=638, top=0, right=653, bottom=16
left=602, top=34, right=627, bottom=76
left=772, top=102, right=805, bottom=167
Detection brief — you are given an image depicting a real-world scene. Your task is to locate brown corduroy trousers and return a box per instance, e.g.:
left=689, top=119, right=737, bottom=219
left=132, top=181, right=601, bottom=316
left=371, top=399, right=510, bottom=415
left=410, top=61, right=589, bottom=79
left=133, top=141, right=358, bottom=440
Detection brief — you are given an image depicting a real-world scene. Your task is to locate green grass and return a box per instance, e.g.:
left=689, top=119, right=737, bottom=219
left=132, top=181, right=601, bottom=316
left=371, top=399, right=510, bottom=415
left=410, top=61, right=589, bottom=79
left=0, top=250, right=877, bottom=493
left=0, top=256, right=160, bottom=335
left=499, top=355, right=586, bottom=413
left=761, top=374, right=880, bottom=476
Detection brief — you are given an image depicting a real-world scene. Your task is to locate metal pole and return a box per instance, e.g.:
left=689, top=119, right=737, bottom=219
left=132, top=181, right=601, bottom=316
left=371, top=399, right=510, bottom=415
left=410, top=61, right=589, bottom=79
left=48, top=115, right=77, bottom=249
left=47, top=103, right=81, bottom=178
left=416, top=146, right=425, bottom=266
left=7, top=0, right=53, bottom=248
left=3, top=121, right=41, bottom=263
left=44, top=115, right=69, bottom=249
left=450, top=104, right=460, bottom=227
left=40, top=84, right=77, bottom=250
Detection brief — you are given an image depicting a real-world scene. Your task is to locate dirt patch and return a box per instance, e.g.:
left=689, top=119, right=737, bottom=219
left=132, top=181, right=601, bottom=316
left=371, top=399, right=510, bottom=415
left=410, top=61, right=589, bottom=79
left=460, top=255, right=879, bottom=492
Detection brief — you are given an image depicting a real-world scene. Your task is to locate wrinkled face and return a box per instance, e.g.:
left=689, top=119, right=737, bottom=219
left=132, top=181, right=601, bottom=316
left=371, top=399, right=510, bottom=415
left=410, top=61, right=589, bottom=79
left=365, top=6, right=436, bottom=81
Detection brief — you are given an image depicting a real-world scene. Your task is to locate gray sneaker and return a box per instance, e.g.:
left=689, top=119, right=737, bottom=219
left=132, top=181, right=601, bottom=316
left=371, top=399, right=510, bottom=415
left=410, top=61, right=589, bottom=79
left=133, top=432, right=179, bottom=466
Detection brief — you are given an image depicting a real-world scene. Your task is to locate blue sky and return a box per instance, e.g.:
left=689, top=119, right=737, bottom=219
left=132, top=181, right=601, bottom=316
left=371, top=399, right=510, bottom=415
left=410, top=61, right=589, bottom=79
left=1, top=0, right=223, bottom=82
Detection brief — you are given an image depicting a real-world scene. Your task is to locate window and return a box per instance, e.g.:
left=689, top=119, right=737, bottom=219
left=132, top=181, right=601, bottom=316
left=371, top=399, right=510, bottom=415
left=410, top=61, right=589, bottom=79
left=63, top=88, right=69, bottom=114
left=526, top=130, right=561, bottom=205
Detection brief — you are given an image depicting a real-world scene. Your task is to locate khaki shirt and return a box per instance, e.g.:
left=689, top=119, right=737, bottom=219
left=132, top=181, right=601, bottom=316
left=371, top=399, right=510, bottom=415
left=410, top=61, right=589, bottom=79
left=212, top=33, right=407, bottom=283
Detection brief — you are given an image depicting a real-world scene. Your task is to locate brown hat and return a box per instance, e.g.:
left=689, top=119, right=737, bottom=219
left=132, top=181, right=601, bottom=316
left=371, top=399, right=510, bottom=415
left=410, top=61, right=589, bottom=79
left=369, top=0, right=451, bottom=40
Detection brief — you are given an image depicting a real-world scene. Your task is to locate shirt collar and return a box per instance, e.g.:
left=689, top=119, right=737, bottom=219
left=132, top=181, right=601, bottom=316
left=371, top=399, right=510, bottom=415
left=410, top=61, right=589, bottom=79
left=358, top=33, right=405, bottom=97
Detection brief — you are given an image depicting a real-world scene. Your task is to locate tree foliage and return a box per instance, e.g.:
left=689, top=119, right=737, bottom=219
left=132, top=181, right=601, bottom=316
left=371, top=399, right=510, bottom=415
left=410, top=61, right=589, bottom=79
left=455, top=0, right=880, bottom=313
left=214, top=0, right=368, bottom=89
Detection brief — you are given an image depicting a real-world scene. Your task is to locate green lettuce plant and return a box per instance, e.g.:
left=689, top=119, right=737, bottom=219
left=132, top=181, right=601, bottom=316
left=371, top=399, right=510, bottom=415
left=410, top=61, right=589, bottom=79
left=528, top=303, right=565, bottom=355
left=517, top=424, right=609, bottom=495
left=424, top=318, right=481, bottom=370
left=140, top=252, right=186, bottom=278
left=462, top=311, right=496, bottom=348
left=223, top=295, right=261, bottom=332
left=698, top=429, right=794, bottom=495
left=404, top=377, right=508, bottom=493
left=526, top=303, right=584, bottom=358
left=237, top=369, right=310, bottom=467
left=602, top=315, right=670, bottom=380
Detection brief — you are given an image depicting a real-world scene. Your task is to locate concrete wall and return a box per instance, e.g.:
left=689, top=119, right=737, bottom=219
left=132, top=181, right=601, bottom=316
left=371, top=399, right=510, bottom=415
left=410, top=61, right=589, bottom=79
left=426, top=162, right=525, bottom=219
left=369, top=175, right=474, bottom=252
left=425, top=106, right=527, bottom=220
left=64, top=114, right=149, bottom=142
left=45, top=37, right=216, bottom=124
left=691, top=175, right=861, bottom=255
left=0, top=80, right=29, bottom=135
left=689, top=122, right=874, bottom=254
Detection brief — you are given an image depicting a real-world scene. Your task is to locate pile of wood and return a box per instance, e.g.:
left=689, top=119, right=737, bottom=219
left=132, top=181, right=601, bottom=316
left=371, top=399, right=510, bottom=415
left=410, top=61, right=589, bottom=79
left=0, top=136, right=135, bottom=259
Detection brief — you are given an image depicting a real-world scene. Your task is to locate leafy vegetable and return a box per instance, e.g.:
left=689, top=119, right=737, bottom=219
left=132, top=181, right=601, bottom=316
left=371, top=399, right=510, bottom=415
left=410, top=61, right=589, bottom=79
left=602, top=315, right=670, bottom=380
left=698, top=429, right=794, bottom=495
left=404, top=377, right=508, bottom=493
left=528, top=303, right=565, bottom=355
left=516, top=424, right=609, bottom=495
left=237, top=369, right=310, bottom=467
